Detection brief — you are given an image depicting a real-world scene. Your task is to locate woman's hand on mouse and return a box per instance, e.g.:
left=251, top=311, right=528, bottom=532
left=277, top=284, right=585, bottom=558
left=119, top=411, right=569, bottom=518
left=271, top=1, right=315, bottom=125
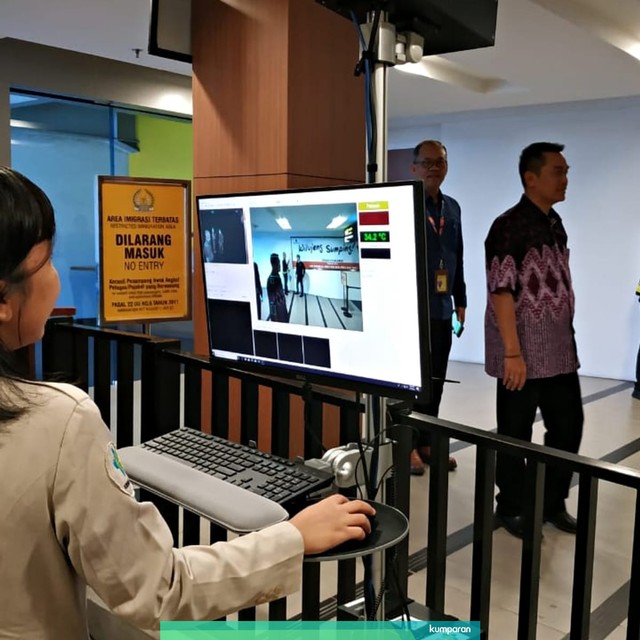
left=289, top=494, right=376, bottom=555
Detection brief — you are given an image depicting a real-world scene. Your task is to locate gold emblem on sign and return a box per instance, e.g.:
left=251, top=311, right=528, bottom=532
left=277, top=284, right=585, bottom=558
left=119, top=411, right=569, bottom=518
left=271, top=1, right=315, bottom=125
left=133, top=188, right=155, bottom=212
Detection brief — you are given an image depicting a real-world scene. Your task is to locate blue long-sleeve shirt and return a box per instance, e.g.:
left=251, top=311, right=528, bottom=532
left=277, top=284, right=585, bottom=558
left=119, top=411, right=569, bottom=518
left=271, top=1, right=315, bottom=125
left=425, top=192, right=467, bottom=320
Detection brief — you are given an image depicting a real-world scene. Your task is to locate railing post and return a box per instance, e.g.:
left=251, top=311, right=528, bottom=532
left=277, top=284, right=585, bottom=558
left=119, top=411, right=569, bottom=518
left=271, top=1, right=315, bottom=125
left=93, top=334, right=112, bottom=427
left=426, top=422, right=450, bottom=614
left=138, top=337, right=182, bottom=544
left=570, top=473, right=598, bottom=638
left=271, top=388, right=290, bottom=458
left=211, top=370, right=230, bottom=438
left=304, top=394, right=324, bottom=460
left=518, top=460, right=545, bottom=640
left=183, top=360, right=202, bottom=430
left=627, top=493, right=640, bottom=639
left=471, top=446, right=496, bottom=637
left=240, top=378, right=259, bottom=445
left=73, top=331, right=90, bottom=392
left=140, top=338, right=181, bottom=442
left=385, top=421, right=412, bottom=617
left=115, top=341, right=136, bottom=448
left=302, top=562, right=321, bottom=620
left=41, top=318, right=73, bottom=378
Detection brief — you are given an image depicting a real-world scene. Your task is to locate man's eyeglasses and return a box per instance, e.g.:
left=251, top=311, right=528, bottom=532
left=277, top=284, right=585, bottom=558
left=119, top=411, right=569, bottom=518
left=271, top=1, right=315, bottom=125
left=413, top=158, right=447, bottom=169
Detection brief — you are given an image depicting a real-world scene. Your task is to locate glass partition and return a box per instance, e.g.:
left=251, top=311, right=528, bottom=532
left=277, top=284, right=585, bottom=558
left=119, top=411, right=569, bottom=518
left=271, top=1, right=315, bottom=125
left=10, top=91, right=192, bottom=340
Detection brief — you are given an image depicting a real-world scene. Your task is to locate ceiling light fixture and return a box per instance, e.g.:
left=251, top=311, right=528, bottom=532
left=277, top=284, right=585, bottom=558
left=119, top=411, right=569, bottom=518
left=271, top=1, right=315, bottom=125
left=156, top=92, right=192, bottom=115
left=9, top=119, right=40, bottom=129
left=326, top=215, right=347, bottom=229
left=275, top=217, right=291, bottom=230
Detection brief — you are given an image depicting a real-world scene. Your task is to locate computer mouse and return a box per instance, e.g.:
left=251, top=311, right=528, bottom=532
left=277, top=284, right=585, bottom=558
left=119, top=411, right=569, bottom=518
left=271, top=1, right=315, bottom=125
left=366, top=512, right=378, bottom=538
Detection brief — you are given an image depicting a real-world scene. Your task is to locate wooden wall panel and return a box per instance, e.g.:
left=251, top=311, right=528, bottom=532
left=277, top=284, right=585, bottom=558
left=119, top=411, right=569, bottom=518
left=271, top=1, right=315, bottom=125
left=192, top=0, right=365, bottom=442
left=192, top=0, right=290, bottom=179
left=288, top=2, right=365, bottom=183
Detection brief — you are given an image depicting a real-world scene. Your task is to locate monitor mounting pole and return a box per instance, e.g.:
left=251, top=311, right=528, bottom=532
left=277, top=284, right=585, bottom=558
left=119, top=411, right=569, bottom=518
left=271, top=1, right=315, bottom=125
left=360, top=10, right=424, bottom=184
left=359, top=10, right=424, bottom=621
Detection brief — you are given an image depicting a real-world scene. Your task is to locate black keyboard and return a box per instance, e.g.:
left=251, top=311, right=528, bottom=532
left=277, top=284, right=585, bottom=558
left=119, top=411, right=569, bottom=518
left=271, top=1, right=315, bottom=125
left=142, top=428, right=333, bottom=508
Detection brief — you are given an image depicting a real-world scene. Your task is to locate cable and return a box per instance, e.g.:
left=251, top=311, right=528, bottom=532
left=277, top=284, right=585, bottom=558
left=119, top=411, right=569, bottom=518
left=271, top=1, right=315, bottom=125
left=350, top=8, right=382, bottom=184
left=389, top=549, right=412, bottom=622
left=365, top=9, right=382, bottom=184
left=369, top=396, right=381, bottom=498
left=352, top=422, right=418, bottom=497
left=370, top=551, right=411, bottom=621
left=349, top=13, right=372, bottom=150
left=372, top=573, right=387, bottom=619
left=353, top=391, right=372, bottom=501
left=363, top=552, right=376, bottom=619
left=375, top=459, right=396, bottom=495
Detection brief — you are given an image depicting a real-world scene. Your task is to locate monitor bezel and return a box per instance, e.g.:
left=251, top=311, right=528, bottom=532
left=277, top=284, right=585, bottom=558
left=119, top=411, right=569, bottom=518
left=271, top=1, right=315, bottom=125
left=196, top=180, right=432, bottom=403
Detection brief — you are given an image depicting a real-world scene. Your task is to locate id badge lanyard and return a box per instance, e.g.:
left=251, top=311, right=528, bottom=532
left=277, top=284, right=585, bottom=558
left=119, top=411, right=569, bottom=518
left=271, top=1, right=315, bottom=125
left=428, top=200, right=449, bottom=294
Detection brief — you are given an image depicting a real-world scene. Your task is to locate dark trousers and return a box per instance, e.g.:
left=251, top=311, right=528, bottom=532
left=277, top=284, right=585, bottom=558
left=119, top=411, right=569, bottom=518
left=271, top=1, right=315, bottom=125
left=296, top=276, right=304, bottom=296
left=495, top=371, right=583, bottom=516
left=635, top=343, right=640, bottom=392
left=413, top=318, right=452, bottom=447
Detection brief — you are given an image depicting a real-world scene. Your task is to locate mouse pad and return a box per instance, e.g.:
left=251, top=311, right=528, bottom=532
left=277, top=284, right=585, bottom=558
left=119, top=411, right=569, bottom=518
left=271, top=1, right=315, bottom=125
left=304, top=500, right=409, bottom=562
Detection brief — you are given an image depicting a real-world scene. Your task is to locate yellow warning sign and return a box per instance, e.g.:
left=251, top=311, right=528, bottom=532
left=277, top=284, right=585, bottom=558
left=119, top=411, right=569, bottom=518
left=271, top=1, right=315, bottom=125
left=99, top=176, right=191, bottom=323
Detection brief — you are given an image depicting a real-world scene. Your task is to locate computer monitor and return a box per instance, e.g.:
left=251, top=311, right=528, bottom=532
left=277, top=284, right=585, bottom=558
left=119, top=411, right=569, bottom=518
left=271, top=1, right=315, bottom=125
left=196, top=180, right=431, bottom=403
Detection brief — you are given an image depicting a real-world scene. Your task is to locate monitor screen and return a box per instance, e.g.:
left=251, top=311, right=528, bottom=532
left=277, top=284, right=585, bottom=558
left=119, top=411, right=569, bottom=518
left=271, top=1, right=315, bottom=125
left=196, top=180, right=431, bottom=402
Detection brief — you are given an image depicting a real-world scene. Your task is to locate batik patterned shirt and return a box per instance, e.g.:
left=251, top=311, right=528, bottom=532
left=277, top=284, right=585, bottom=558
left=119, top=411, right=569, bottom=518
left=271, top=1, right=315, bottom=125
left=484, top=195, right=579, bottom=379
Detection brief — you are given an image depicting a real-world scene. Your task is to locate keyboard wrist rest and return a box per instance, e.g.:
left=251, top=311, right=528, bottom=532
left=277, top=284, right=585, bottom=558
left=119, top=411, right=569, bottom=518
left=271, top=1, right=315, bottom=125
left=117, top=446, right=289, bottom=534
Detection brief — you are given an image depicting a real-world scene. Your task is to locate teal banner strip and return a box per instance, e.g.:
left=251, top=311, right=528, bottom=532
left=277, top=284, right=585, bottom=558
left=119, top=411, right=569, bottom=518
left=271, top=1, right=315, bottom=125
left=160, top=621, right=481, bottom=640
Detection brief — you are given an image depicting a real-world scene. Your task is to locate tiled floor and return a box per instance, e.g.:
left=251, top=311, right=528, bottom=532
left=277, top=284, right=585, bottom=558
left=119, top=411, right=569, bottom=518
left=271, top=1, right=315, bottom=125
left=90, top=362, right=640, bottom=639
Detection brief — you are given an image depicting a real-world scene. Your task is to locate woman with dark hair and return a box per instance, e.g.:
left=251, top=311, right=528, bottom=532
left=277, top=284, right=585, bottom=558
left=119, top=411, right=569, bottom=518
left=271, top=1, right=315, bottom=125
left=0, top=168, right=374, bottom=638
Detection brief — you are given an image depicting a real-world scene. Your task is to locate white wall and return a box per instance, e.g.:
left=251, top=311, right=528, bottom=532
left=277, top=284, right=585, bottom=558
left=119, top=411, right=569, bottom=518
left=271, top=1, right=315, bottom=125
left=391, top=97, right=640, bottom=381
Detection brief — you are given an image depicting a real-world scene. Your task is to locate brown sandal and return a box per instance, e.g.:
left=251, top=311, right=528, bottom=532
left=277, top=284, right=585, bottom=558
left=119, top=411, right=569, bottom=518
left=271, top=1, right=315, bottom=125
left=410, top=449, right=426, bottom=475
left=418, top=446, right=458, bottom=471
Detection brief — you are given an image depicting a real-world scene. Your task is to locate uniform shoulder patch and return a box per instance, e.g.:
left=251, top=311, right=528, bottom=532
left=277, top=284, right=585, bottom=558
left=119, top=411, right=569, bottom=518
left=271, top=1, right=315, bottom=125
left=105, top=442, right=135, bottom=497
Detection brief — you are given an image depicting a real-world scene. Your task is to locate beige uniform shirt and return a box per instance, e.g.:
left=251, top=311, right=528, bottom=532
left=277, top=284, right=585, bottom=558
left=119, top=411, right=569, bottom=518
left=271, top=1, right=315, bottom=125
left=0, top=382, right=304, bottom=639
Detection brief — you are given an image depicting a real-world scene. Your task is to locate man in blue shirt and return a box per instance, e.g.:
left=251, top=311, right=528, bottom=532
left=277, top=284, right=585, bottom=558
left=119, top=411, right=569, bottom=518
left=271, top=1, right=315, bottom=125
left=409, top=140, right=467, bottom=474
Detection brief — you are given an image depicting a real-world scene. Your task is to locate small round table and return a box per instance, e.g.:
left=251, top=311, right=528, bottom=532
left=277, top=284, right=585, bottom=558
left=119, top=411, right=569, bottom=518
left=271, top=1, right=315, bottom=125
left=303, top=501, right=409, bottom=563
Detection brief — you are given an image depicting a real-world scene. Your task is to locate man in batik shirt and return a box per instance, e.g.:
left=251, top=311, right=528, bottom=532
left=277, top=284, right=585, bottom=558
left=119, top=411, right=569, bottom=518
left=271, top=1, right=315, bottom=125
left=485, top=142, right=582, bottom=538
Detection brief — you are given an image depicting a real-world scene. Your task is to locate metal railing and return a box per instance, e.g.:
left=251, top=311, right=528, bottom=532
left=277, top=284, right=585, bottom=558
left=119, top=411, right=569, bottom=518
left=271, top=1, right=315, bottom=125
left=40, top=318, right=366, bottom=621
left=38, top=319, right=640, bottom=638
left=397, top=411, right=640, bottom=640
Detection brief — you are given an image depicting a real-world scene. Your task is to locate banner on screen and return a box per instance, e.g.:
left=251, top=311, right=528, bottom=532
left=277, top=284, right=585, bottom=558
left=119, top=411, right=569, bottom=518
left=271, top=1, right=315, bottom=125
left=290, top=236, right=358, bottom=271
